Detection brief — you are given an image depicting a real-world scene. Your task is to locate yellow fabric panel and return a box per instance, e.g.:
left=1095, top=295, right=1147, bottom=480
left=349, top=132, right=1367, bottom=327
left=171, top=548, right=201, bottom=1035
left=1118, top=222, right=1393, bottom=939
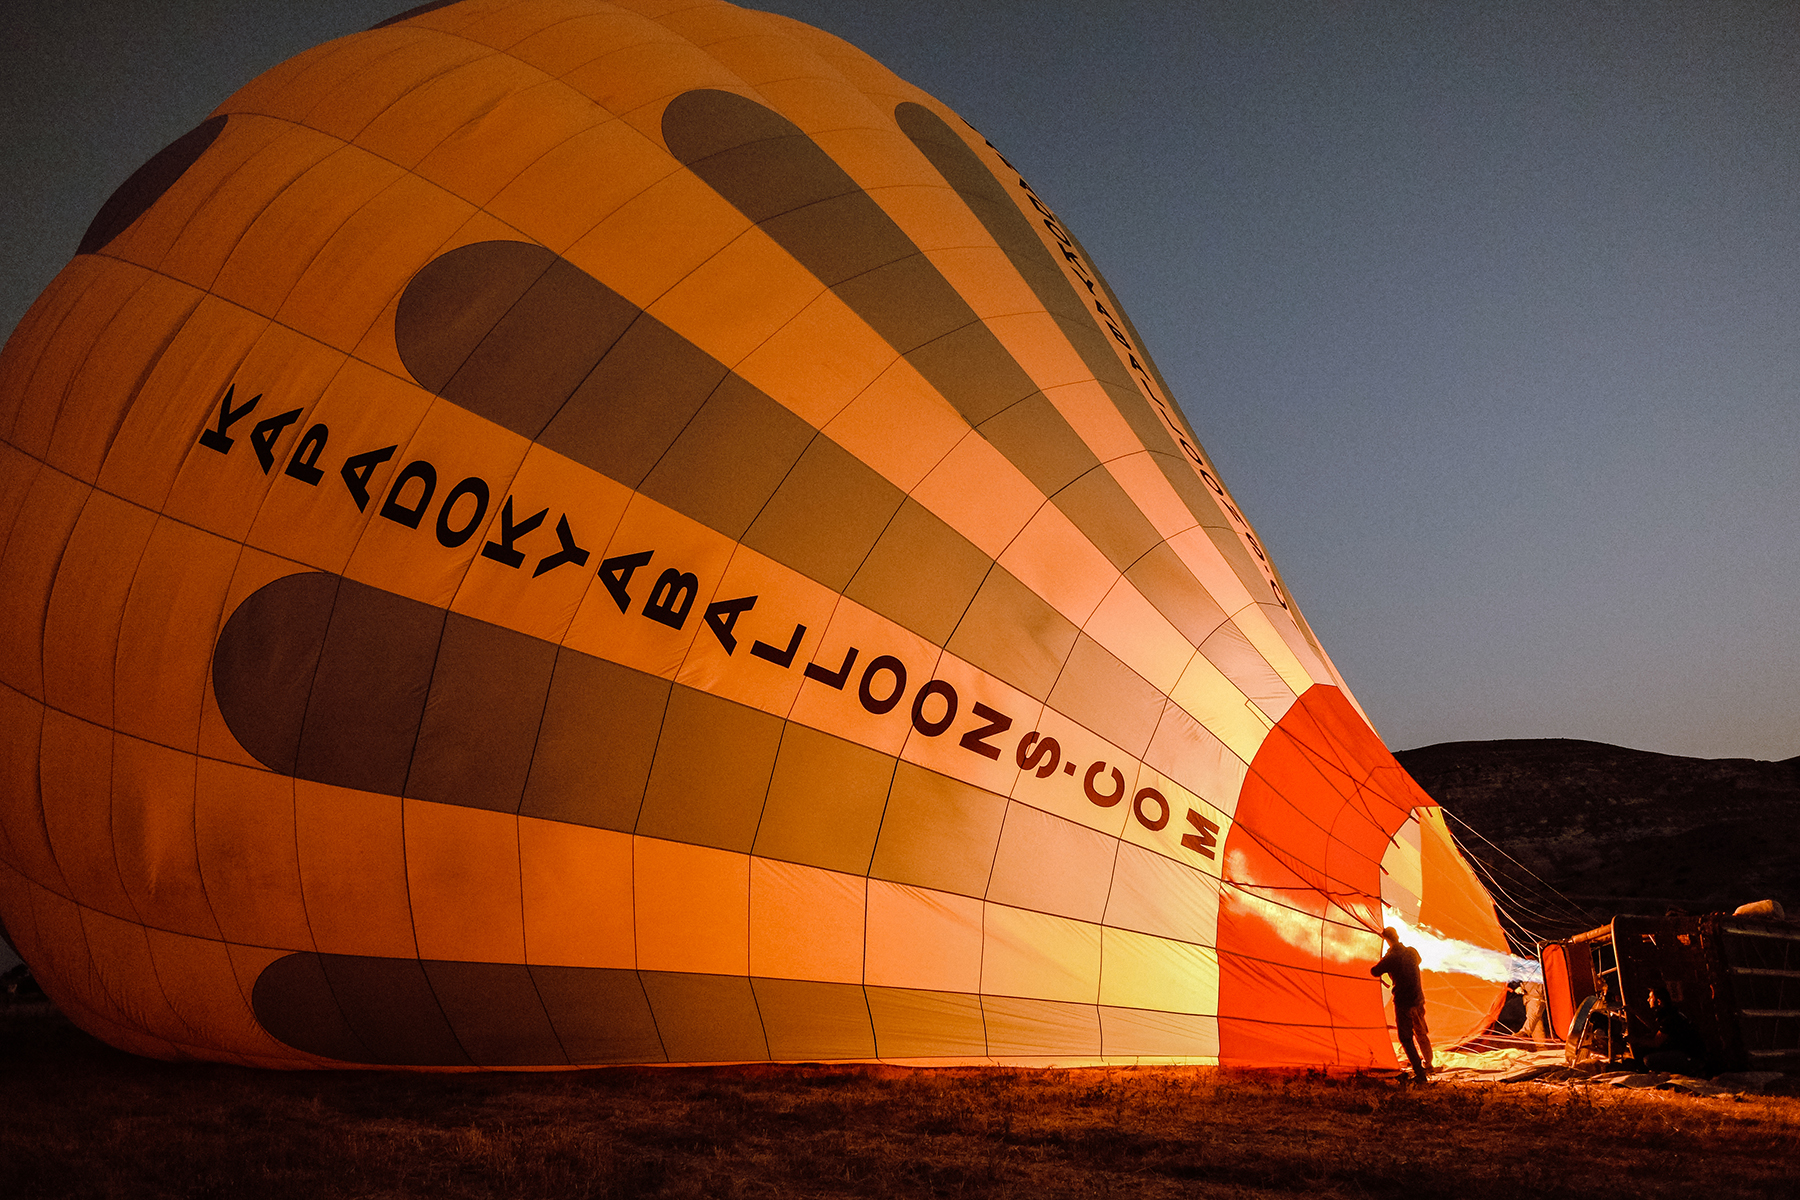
left=982, top=994, right=1101, bottom=1060
left=157, top=126, right=347, bottom=295
left=786, top=601, right=937, bottom=757
left=275, top=170, right=475, bottom=353
left=658, top=0, right=778, bottom=45
left=1108, top=450, right=1209, bottom=542
left=211, top=149, right=406, bottom=320
left=402, top=800, right=526, bottom=964
left=518, top=816, right=635, bottom=968
left=1143, top=705, right=1251, bottom=824
left=160, top=322, right=348, bottom=544
left=7, top=265, right=152, bottom=462
left=41, top=491, right=158, bottom=727
left=221, top=26, right=430, bottom=127
left=416, top=77, right=605, bottom=206
left=1231, top=603, right=1319, bottom=700
left=753, top=79, right=897, bottom=142
left=38, top=710, right=135, bottom=920
left=0, top=685, right=68, bottom=894
left=93, top=292, right=264, bottom=511
left=293, top=780, right=416, bottom=959
left=1103, top=841, right=1222, bottom=946
left=875, top=193, right=995, bottom=273
left=893, top=652, right=1039, bottom=798
left=193, top=758, right=311, bottom=950
left=910, top=430, right=1044, bottom=560
left=1098, top=926, right=1219, bottom=1014
left=649, top=231, right=828, bottom=372
left=1115, top=763, right=1231, bottom=866
left=564, top=41, right=744, bottom=130
left=507, top=9, right=678, bottom=81
left=457, top=0, right=621, bottom=51
left=110, top=116, right=296, bottom=276
left=1083, top=578, right=1197, bottom=695
left=814, top=125, right=948, bottom=193
left=302, top=33, right=494, bottom=147
left=562, top=160, right=749, bottom=311
left=997, top=502, right=1117, bottom=628
left=865, top=986, right=988, bottom=1060
left=1099, top=1007, right=1220, bottom=1061
left=110, top=734, right=218, bottom=939
left=1167, top=651, right=1268, bottom=765
left=815, top=356, right=969, bottom=494
left=1255, top=599, right=1339, bottom=691
left=0, top=258, right=110, bottom=439
left=1042, top=379, right=1148, bottom=465
left=561, top=494, right=736, bottom=681
left=112, top=518, right=238, bottom=750
left=981, top=905, right=1102, bottom=1004
left=1166, top=525, right=1260, bottom=618
left=673, top=545, right=837, bottom=717
left=240, top=358, right=432, bottom=576
left=141, top=925, right=288, bottom=1063
left=632, top=836, right=749, bottom=976
left=359, top=53, right=557, bottom=171
left=985, top=802, right=1116, bottom=923
left=341, top=400, right=531, bottom=610
left=864, top=879, right=983, bottom=992
left=447, top=445, right=632, bottom=645
left=486, top=116, right=674, bottom=254
left=747, top=856, right=866, bottom=983
left=989, top=314, right=1107, bottom=404
left=80, top=905, right=202, bottom=1049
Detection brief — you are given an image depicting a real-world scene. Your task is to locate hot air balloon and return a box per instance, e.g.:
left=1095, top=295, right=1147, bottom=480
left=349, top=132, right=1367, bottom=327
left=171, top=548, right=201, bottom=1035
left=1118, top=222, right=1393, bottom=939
left=0, top=0, right=1511, bottom=1069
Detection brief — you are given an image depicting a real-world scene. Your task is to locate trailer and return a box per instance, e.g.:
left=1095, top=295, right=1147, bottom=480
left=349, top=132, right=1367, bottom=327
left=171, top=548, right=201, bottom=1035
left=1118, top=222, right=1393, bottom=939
left=1539, top=910, right=1800, bottom=1072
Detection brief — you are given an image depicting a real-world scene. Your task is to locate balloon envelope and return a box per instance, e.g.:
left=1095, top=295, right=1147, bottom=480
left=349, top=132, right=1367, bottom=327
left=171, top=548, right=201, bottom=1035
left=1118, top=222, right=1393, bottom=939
left=0, top=0, right=1507, bottom=1068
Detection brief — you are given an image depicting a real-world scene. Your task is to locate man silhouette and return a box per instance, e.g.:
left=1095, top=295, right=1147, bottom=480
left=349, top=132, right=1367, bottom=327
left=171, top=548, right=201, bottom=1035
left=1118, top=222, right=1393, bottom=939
left=1371, top=926, right=1432, bottom=1082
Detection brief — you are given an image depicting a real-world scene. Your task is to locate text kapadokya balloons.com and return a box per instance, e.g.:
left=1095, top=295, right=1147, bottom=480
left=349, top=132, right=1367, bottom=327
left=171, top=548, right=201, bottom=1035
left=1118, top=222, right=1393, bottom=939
left=0, top=0, right=1510, bottom=1069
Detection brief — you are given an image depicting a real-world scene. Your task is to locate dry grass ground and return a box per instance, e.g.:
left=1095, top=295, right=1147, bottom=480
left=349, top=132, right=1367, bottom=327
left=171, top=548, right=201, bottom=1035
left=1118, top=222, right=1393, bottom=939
left=3, top=1005, right=1797, bottom=1199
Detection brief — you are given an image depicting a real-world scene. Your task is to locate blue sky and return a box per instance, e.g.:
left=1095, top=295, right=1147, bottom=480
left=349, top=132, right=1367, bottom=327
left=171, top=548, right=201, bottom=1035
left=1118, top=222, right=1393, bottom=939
left=4, top=0, right=1797, bottom=766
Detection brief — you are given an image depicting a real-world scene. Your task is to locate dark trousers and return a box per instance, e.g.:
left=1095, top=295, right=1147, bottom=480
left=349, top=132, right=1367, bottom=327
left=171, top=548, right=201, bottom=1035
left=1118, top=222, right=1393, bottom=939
left=1396, top=1002, right=1431, bottom=1079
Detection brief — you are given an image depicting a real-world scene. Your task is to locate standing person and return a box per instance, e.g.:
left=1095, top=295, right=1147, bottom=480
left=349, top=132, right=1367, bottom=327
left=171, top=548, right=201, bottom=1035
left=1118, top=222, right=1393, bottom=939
left=1371, top=926, right=1432, bottom=1082
left=1513, top=979, right=1551, bottom=1046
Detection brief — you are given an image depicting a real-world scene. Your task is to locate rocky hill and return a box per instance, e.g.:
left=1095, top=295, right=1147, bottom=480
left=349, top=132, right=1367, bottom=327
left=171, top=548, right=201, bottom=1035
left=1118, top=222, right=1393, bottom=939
left=1396, top=738, right=1800, bottom=942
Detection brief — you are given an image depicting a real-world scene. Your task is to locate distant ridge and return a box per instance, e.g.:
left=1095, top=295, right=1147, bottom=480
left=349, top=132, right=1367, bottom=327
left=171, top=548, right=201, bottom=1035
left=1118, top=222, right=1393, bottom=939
left=1396, top=738, right=1800, bottom=943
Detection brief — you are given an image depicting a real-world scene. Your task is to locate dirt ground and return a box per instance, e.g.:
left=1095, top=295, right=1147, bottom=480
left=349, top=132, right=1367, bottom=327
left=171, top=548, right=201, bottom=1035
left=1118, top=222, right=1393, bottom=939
left=3, top=1004, right=1796, bottom=1199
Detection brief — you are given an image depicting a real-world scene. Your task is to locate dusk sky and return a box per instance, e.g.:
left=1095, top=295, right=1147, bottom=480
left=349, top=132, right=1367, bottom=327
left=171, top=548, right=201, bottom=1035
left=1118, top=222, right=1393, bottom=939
left=4, top=0, right=1796, bottom=766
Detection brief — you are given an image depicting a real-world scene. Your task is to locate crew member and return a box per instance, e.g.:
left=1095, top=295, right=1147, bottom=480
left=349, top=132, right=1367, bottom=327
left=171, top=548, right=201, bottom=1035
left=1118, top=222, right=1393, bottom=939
left=1371, top=926, right=1432, bottom=1082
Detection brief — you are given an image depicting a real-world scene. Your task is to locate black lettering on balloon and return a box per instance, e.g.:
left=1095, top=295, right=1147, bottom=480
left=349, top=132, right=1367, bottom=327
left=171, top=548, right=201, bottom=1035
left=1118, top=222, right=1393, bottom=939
left=1132, top=786, right=1170, bottom=831
left=703, top=595, right=757, bottom=654
left=858, top=655, right=906, bottom=715
left=1084, top=761, right=1125, bottom=807
left=531, top=514, right=589, bottom=577
left=803, top=646, right=858, bottom=689
left=751, top=624, right=806, bottom=669
left=434, top=476, right=490, bottom=548
left=599, top=550, right=653, bottom=612
left=283, top=423, right=329, bottom=485
left=250, top=409, right=303, bottom=473
left=340, top=445, right=397, bottom=511
left=1016, top=732, right=1060, bottom=779
left=910, top=679, right=958, bottom=737
left=958, top=701, right=1012, bottom=760
left=198, top=384, right=261, bottom=454
left=642, top=568, right=697, bottom=629
left=379, top=460, right=438, bottom=529
left=480, top=496, right=547, bottom=568
left=1182, top=810, right=1220, bottom=859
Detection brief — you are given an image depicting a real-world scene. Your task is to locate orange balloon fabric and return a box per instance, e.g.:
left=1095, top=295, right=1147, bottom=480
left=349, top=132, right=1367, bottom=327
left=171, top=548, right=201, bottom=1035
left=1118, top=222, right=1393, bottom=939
left=0, top=0, right=1507, bottom=1069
